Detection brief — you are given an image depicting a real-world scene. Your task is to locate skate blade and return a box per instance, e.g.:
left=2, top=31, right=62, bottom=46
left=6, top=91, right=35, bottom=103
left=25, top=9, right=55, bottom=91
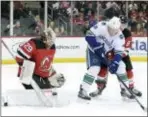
left=144, top=107, right=147, bottom=112
left=89, top=92, right=102, bottom=97
left=121, top=96, right=136, bottom=102
left=76, top=97, right=91, bottom=104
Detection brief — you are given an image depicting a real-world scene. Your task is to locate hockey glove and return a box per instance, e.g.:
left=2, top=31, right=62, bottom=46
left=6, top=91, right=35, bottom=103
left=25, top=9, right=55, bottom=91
left=109, top=54, right=122, bottom=74
left=48, top=73, right=65, bottom=88
left=109, top=61, right=119, bottom=74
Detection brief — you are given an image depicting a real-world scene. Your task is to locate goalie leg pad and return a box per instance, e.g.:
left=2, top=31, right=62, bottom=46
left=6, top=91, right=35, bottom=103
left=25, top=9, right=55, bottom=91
left=19, top=60, right=35, bottom=85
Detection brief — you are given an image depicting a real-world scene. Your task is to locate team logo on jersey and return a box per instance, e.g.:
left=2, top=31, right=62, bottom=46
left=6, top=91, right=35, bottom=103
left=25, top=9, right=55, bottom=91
left=40, top=56, right=51, bottom=72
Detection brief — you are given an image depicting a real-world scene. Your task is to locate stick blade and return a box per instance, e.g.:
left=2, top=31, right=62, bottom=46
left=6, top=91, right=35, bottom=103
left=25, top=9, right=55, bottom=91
left=141, top=105, right=147, bottom=112
left=144, top=107, right=147, bottom=112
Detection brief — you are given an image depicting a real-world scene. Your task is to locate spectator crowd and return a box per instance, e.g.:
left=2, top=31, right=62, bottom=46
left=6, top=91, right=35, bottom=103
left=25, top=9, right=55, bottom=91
left=1, top=1, right=148, bottom=37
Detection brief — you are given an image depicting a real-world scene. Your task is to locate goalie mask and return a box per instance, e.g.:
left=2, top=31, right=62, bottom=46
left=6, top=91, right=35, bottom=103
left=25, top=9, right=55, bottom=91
left=41, top=27, right=56, bottom=47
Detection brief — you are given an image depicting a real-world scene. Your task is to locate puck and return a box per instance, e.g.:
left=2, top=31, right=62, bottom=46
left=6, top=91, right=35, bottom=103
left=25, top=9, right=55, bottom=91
left=52, top=92, right=57, bottom=96
left=4, top=102, right=8, bottom=106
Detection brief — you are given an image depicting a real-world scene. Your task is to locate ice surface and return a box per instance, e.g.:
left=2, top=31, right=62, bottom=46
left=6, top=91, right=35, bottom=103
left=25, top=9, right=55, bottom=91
left=1, top=62, right=147, bottom=116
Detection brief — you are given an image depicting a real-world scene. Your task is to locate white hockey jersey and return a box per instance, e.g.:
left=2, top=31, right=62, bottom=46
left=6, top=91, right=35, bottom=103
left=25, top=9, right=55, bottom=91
left=88, top=21, right=125, bottom=55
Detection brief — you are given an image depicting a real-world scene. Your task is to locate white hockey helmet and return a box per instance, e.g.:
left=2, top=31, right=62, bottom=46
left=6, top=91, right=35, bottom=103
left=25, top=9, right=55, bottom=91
left=107, top=16, right=121, bottom=36
left=107, top=16, right=121, bottom=30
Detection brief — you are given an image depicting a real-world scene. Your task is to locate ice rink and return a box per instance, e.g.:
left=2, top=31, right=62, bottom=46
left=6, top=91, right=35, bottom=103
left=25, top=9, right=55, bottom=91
left=1, top=62, right=147, bottom=116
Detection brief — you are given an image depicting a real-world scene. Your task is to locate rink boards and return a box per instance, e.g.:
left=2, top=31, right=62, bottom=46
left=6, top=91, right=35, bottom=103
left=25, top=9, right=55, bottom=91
left=2, top=37, right=147, bottom=64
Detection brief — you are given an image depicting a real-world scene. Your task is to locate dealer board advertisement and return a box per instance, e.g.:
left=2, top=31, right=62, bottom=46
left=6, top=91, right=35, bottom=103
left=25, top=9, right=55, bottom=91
left=1, top=37, right=147, bottom=63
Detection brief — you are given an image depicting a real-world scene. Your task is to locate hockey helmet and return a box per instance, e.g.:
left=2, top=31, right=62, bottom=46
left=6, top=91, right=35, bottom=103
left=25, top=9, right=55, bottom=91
left=107, top=16, right=121, bottom=35
left=107, top=16, right=121, bottom=30
left=104, top=6, right=120, bottom=19
left=41, top=27, right=56, bottom=46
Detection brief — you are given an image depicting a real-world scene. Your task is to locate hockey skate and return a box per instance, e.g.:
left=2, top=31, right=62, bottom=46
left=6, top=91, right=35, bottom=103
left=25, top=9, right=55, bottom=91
left=120, top=88, right=135, bottom=100
left=78, top=85, right=91, bottom=100
left=129, top=87, right=142, bottom=97
left=89, top=80, right=106, bottom=97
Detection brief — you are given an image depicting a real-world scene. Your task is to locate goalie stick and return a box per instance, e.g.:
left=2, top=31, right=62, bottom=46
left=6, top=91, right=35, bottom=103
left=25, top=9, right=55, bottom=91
left=1, top=39, right=54, bottom=107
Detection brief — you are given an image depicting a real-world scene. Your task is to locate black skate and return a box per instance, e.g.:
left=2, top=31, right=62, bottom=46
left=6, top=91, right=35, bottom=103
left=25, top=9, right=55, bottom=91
left=89, top=80, right=106, bottom=97
left=89, top=89, right=102, bottom=97
left=120, top=88, right=135, bottom=99
left=130, top=87, right=142, bottom=97
left=78, top=85, right=91, bottom=100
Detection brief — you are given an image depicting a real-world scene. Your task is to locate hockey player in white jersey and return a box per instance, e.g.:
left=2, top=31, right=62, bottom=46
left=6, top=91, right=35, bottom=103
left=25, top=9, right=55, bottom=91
left=78, top=16, right=132, bottom=100
left=89, top=15, right=142, bottom=99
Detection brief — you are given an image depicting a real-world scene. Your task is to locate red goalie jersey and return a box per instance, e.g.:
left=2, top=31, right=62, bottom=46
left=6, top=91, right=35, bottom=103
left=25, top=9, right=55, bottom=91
left=16, top=38, right=56, bottom=78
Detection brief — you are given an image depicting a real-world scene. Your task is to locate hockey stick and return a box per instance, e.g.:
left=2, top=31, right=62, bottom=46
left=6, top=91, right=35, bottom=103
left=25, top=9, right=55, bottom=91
left=117, top=75, right=147, bottom=112
left=1, top=39, right=53, bottom=107
left=1, top=39, right=16, bottom=58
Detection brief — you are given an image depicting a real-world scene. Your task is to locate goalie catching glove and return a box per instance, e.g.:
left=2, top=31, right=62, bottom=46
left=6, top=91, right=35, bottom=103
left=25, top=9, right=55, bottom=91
left=48, top=73, right=65, bottom=88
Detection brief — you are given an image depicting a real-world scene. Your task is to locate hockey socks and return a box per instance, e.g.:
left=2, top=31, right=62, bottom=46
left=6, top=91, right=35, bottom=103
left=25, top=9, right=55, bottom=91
left=78, top=73, right=95, bottom=100
left=117, top=74, right=135, bottom=99
left=83, top=73, right=95, bottom=85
